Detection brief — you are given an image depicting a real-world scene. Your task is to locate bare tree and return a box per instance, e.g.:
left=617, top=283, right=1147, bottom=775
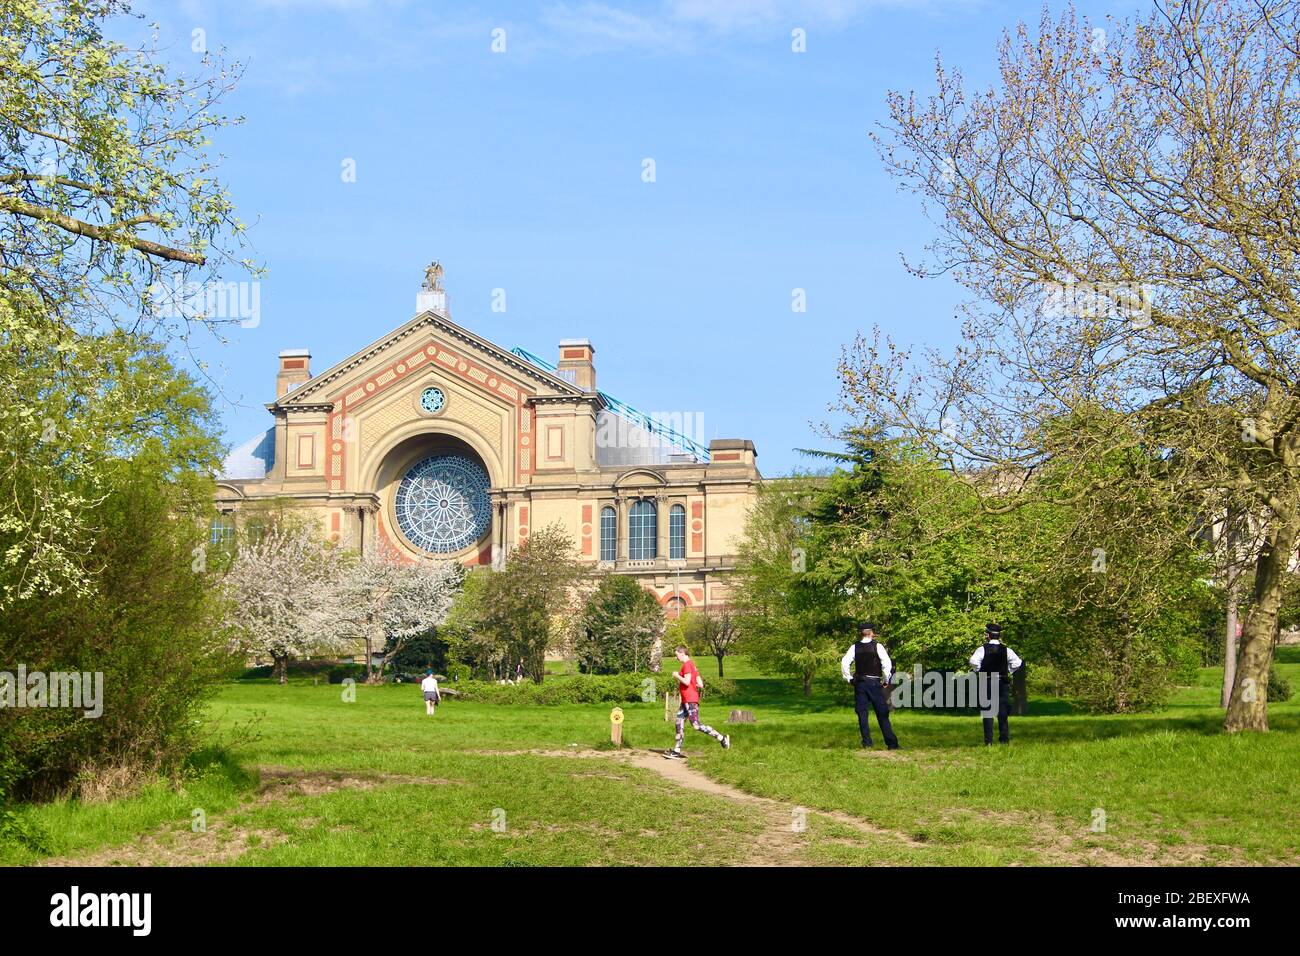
left=861, top=0, right=1300, bottom=731
left=682, top=606, right=744, bottom=677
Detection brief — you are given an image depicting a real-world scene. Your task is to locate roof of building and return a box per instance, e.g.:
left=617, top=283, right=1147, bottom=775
left=219, top=426, right=275, bottom=481
left=510, top=347, right=710, bottom=464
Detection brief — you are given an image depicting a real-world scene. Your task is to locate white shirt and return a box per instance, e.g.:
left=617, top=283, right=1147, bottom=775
left=841, top=639, right=893, bottom=683
left=420, top=676, right=439, bottom=693
left=969, top=639, right=1023, bottom=673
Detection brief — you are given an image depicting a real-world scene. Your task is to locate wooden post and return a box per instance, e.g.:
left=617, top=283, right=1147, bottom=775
left=610, top=707, right=624, bottom=746
left=1012, top=665, right=1028, bottom=716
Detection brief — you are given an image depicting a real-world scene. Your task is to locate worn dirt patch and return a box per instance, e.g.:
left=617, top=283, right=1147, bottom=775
left=982, top=809, right=1252, bottom=867
left=40, top=821, right=290, bottom=868
left=40, top=767, right=456, bottom=867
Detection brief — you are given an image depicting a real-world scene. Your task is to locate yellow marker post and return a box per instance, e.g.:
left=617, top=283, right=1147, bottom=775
left=610, top=706, right=624, bottom=747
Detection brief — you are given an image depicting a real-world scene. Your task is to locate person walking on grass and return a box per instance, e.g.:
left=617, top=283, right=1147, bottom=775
left=840, top=622, right=900, bottom=750
left=421, top=669, right=441, bottom=716
left=665, top=645, right=729, bottom=759
left=970, top=623, right=1023, bottom=746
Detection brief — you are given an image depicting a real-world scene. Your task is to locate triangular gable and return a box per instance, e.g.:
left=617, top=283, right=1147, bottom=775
left=273, top=309, right=584, bottom=410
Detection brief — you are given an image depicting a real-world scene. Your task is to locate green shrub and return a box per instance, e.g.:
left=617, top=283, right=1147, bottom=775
left=1268, top=667, right=1293, bottom=703
left=457, top=672, right=655, bottom=705
left=0, top=457, right=238, bottom=802
left=328, top=664, right=366, bottom=685
left=454, top=671, right=739, bottom=706
left=238, top=660, right=360, bottom=683
left=447, top=663, right=472, bottom=683
left=698, top=676, right=739, bottom=700
left=385, top=630, right=448, bottom=675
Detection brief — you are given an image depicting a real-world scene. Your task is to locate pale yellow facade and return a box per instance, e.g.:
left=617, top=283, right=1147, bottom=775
left=216, top=299, right=761, bottom=613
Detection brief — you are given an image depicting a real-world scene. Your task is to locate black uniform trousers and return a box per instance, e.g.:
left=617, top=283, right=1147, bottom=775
left=983, top=676, right=1012, bottom=744
left=854, top=677, right=899, bottom=748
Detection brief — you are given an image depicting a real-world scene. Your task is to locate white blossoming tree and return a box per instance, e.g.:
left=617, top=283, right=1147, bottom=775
left=222, top=527, right=346, bottom=683
left=328, top=538, right=463, bottom=684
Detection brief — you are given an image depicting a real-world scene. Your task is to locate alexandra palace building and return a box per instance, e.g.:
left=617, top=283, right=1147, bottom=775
left=215, top=266, right=761, bottom=614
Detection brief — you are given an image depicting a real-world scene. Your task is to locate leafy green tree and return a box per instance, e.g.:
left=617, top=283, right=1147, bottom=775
left=0, top=359, right=236, bottom=800
left=446, top=525, right=585, bottom=683
left=863, top=1, right=1300, bottom=731
left=1, top=0, right=252, bottom=611
left=670, top=606, right=743, bottom=677
left=800, top=420, right=1214, bottom=710
left=731, top=476, right=850, bottom=695
left=441, top=568, right=503, bottom=679
left=576, top=575, right=663, bottom=674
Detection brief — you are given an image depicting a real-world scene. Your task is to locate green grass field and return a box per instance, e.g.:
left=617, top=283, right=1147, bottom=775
left=5, top=651, right=1300, bottom=866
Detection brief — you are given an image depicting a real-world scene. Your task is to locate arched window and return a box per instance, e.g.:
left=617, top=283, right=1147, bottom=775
left=629, top=499, right=657, bottom=560
left=599, top=506, right=617, bottom=561
left=669, top=504, right=686, bottom=559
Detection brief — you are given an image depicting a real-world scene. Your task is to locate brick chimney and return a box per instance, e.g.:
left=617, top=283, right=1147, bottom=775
left=557, top=339, right=595, bottom=391
left=277, top=349, right=311, bottom=398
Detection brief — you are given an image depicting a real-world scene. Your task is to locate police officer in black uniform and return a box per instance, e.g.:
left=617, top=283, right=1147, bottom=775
left=969, top=623, right=1023, bottom=745
left=840, top=622, right=900, bottom=750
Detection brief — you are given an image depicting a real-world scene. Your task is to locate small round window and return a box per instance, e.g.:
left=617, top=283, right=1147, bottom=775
left=420, top=387, right=445, bottom=414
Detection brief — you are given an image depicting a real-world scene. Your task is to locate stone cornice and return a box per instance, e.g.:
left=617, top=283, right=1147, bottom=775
left=273, top=310, right=582, bottom=409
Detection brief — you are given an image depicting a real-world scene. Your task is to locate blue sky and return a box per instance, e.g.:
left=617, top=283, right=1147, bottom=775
left=129, top=0, right=1134, bottom=476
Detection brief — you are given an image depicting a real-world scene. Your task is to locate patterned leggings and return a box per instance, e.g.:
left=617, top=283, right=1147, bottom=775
left=675, top=701, right=724, bottom=749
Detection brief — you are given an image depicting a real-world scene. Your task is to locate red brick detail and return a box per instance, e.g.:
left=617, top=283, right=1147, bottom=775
left=374, top=513, right=414, bottom=565
left=325, top=335, right=537, bottom=492
left=714, top=452, right=740, bottom=461
left=561, top=349, right=587, bottom=359
left=282, top=359, right=306, bottom=370
left=581, top=505, right=593, bottom=556
left=692, top=532, right=703, bottom=552
left=691, top=501, right=703, bottom=519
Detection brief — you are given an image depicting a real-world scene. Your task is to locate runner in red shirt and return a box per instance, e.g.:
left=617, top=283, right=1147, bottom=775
left=667, top=646, right=729, bottom=758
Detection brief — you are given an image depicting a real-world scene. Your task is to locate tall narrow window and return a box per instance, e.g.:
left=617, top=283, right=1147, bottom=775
left=629, top=499, right=657, bottom=560
left=600, top=506, right=617, bottom=561
left=210, top=514, right=235, bottom=546
left=669, top=504, right=686, bottom=559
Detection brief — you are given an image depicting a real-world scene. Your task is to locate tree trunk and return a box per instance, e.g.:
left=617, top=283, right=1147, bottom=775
left=1221, top=576, right=1240, bottom=709
left=802, top=670, right=812, bottom=696
left=273, top=654, right=288, bottom=685
left=366, top=623, right=385, bottom=684
left=1225, top=514, right=1299, bottom=732
left=716, top=654, right=725, bottom=677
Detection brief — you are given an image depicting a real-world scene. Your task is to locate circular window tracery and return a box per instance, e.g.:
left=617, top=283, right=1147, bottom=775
left=420, top=387, right=446, bottom=414
left=394, top=454, right=491, bottom=553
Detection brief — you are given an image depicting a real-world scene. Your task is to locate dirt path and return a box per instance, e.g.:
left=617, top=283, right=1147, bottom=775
left=477, top=747, right=925, bottom=865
